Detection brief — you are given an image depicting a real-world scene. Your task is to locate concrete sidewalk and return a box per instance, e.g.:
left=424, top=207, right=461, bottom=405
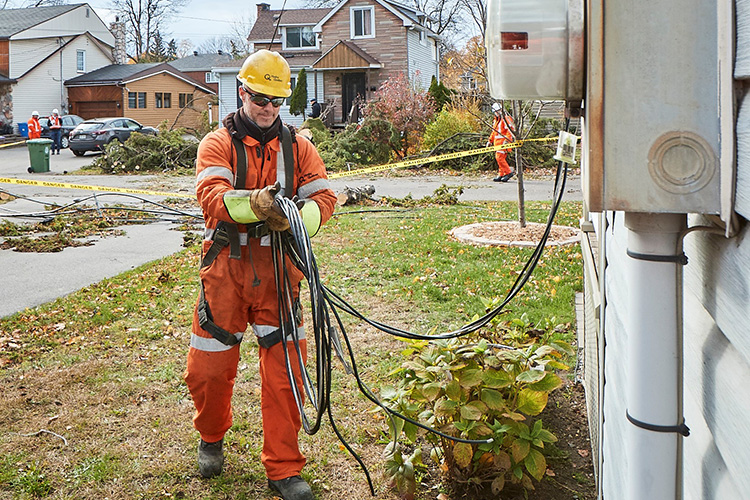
left=0, top=145, right=581, bottom=318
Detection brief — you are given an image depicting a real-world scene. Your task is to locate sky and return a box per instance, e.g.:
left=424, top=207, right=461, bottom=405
left=86, top=0, right=302, bottom=50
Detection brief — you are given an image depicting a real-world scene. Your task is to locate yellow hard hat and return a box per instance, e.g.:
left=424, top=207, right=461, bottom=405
left=237, top=50, right=292, bottom=98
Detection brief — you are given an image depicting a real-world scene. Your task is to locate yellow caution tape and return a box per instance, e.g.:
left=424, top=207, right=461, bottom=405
left=0, top=177, right=195, bottom=198
left=327, top=137, right=558, bottom=179
left=0, top=136, right=562, bottom=195
left=0, top=141, right=28, bottom=149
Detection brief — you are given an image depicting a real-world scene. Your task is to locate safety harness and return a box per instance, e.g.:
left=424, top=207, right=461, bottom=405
left=196, top=125, right=297, bottom=348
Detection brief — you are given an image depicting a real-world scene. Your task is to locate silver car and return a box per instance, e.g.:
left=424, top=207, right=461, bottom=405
left=68, top=117, right=158, bottom=156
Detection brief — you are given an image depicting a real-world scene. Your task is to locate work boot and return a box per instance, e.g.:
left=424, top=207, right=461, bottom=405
left=499, top=171, right=515, bottom=182
left=268, top=475, right=314, bottom=500
left=197, top=439, right=224, bottom=478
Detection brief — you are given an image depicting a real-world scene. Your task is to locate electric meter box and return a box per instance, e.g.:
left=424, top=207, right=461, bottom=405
left=583, top=0, right=734, bottom=216
left=486, top=0, right=735, bottom=217
left=485, top=0, right=583, bottom=101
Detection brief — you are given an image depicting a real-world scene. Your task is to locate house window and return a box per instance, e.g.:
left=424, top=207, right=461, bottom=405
left=76, top=50, right=86, bottom=72
left=128, top=92, right=147, bottom=109
left=285, top=26, right=316, bottom=49
left=351, top=7, right=374, bottom=38
left=286, top=77, right=296, bottom=106
left=205, top=72, right=218, bottom=83
left=179, top=93, right=194, bottom=108
left=155, top=92, right=171, bottom=108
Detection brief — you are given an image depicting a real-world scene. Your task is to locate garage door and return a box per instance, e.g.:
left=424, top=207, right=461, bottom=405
left=76, top=101, right=118, bottom=119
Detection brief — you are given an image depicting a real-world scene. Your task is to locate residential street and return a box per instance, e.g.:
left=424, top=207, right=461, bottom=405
left=0, top=144, right=581, bottom=318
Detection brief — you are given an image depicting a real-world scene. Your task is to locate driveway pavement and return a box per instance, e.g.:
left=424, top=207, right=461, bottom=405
left=0, top=144, right=581, bottom=318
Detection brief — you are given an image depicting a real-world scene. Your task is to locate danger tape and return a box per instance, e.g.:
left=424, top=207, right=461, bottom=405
left=0, top=136, right=563, bottom=196
left=327, top=137, right=558, bottom=179
left=0, top=176, right=195, bottom=198
left=0, top=141, right=27, bottom=149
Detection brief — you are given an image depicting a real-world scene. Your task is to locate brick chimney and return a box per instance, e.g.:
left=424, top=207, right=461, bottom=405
left=109, top=18, right=127, bottom=65
left=257, top=3, right=270, bottom=16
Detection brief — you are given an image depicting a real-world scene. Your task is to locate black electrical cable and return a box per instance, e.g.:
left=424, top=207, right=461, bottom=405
left=0, top=188, right=202, bottom=221
left=266, top=118, right=574, bottom=496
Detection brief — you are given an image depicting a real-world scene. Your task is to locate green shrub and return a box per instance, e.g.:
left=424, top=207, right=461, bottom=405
left=519, top=117, right=562, bottom=169
left=382, top=315, right=573, bottom=497
left=317, top=119, right=396, bottom=172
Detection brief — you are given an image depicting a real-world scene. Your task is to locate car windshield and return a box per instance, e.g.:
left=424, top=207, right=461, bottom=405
left=76, top=122, right=105, bottom=131
left=39, top=118, right=49, bottom=127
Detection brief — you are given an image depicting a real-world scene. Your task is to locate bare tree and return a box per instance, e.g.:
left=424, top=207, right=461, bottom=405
left=197, top=36, right=232, bottom=55
left=457, top=0, right=487, bottom=39
left=227, top=11, right=255, bottom=57
left=176, top=39, right=194, bottom=58
left=110, top=0, right=189, bottom=61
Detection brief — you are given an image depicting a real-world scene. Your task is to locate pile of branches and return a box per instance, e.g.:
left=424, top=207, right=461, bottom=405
left=91, top=127, right=198, bottom=174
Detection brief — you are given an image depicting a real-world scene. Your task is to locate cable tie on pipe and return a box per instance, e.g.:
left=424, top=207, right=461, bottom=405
left=626, top=249, right=688, bottom=265
left=626, top=411, right=690, bottom=437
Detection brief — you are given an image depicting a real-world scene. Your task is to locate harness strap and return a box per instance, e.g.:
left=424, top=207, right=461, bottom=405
left=225, top=223, right=241, bottom=260
left=197, top=283, right=240, bottom=346
left=281, top=125, right=295, bottom=198
left=231, top=134, right=247, bottom=192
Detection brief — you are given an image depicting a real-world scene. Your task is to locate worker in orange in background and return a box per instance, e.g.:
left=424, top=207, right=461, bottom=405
left=487, top=102, right=515, bottom=182
left=184, top=49, right=336, bottom=500
left=27, top=111, right=41, bottom=139
left=49, top=109, right=62, bottom=154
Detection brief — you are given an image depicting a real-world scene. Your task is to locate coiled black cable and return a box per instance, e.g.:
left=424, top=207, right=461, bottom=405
left=269, top=121, right=572, bottom=494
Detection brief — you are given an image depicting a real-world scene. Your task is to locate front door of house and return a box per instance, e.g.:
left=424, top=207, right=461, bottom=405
left=342, top=73, right=366, bottom=123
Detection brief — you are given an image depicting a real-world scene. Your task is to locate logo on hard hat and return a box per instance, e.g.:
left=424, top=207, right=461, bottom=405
left=264, top=74, right=282, bottom=82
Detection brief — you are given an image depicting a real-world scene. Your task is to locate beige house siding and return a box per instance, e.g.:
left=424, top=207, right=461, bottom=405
left=124, top=73, right=213, bottom=130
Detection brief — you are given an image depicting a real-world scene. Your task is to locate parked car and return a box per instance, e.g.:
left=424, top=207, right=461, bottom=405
left=39, top=114, right=84, bottom=149
left=68, top=117, right=158, bottom=156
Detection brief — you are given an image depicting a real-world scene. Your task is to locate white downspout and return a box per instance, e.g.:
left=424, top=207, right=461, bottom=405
left=624, top=212, right=688, bottom=500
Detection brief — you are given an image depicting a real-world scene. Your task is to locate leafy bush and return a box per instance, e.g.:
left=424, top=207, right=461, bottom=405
left=363, top=73, right=436, bottom=159
left=421, top=96, right=495, bottom=172
left=382, top=315, right=573, bottom=498
left=428, top=76, right=455, bottom=113
left=519, top=117, right=563, bottom=169
left=90, top=124, right=198, bottom=174
left=300, top=117, right=331, bottom=146
left=317, top=119, right=396, bottom=172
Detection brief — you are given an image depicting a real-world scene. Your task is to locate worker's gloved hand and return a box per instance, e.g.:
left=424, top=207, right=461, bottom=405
left=249, top=181, right=289, bottom=231
left=291, top=195, right=306, bottom=211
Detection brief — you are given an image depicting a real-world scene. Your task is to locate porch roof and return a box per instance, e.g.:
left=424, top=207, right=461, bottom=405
left=312, top=40, right=381, bottom=70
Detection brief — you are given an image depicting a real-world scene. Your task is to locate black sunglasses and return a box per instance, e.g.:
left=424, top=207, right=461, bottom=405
left=243, top=86, right=285, bottom=107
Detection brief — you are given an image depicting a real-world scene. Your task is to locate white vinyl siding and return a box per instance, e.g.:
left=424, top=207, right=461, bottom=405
left=11, top=34, right=114, bottom=132
left=406, top=28, right=438, bottom=89
left=582, top=161, right=750, bottom=499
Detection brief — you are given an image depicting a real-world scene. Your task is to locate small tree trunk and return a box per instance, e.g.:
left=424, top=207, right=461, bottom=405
left=515, top=147, right=527, bottom=227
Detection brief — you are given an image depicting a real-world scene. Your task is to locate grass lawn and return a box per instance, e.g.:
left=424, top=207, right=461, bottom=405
left=0, top=198, right=584, bottom=499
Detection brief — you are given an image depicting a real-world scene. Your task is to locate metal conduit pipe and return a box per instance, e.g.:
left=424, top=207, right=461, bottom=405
left=624, top=212, right=687, bottom=500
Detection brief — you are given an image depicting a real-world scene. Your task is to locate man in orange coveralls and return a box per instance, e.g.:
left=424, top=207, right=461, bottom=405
left=27, top=111, right=41, bottom=139
left=184, top=49, right=336, bottom=500
left=487, top=102, right=515, bottom=182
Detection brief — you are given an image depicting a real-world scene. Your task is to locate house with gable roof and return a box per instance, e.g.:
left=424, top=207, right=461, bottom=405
left=64, top=62, right=216, bottom=131
left=214, top=1, right=440, bottom=127
left=0, top=3, right=116, bottom=133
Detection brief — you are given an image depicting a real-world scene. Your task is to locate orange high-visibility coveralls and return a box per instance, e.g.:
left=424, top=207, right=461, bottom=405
left=488, top=114, right=514, bottom=176
left=184, top=112, right=336, bottom=481
left=27, top=116, right=41, bottom=139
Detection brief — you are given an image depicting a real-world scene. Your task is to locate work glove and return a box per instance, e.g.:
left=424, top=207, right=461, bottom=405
left=249, top=181, right=289, bottom=232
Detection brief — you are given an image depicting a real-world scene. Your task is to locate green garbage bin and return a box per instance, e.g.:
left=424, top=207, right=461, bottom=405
left=26, top=138, right=53, bottom=173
